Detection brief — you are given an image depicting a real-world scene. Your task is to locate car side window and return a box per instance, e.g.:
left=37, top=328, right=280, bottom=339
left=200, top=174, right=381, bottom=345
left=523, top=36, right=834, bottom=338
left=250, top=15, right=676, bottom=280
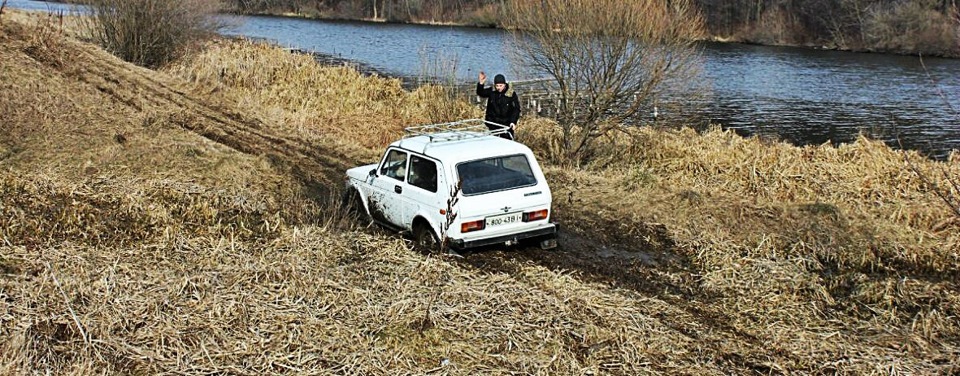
left=408, top=155, right=438, bottom=193
left=379, top=149, right=407, bottom=181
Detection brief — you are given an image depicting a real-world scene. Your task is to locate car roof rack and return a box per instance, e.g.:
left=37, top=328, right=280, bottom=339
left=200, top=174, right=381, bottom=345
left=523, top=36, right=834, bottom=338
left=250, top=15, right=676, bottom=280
left=404, top=119, right=509, bottom=142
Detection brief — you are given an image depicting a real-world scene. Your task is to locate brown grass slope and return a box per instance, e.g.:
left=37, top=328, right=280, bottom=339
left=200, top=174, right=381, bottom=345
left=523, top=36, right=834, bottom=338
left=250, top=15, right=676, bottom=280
left=2, top=9, right=960, bottom=375
left=521, top=121, right=960, bottom=374
left=0, top=10, right=375, bottom=245
left=0, top=11, right=727, bottom=375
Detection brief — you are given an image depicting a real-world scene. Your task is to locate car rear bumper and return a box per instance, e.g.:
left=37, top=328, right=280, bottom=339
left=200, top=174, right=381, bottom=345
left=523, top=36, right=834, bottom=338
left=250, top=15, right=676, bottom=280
left=450, top=223, right=558, bottom=250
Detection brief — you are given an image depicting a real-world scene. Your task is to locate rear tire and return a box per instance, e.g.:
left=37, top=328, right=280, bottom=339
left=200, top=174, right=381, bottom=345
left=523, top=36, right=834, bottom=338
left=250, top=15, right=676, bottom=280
left=413, top=223, right=439, bottom=253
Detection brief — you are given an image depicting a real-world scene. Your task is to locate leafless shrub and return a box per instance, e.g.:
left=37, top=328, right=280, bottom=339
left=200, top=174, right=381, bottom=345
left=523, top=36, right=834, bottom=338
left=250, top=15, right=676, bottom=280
left=503, top=0, right=705, bottom=164
left=748, top=6, right=806, bottom=45
left=465, top=2, right=498, bottom=27
left=863, top=0, right=959, bottom=56
left=83, top=0, right=225, bottom=68
left=23, top=11, right=68, bottom=68
left=901, top=55, right=960, bottom=220
left=0, top=0, right=8, bottom=23
left=792, top=0, right=872, bottom=50
left=903, top=152, right=960, bottom=218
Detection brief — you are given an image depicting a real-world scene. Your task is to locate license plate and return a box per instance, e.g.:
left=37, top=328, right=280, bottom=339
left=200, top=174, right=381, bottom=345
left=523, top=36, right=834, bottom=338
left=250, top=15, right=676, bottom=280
left=486, top=212, right=522, bottom=227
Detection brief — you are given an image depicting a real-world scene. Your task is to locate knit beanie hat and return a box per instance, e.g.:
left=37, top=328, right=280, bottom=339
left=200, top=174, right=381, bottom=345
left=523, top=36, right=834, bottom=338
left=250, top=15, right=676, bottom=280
left=494, top=74, right=506, bottom=84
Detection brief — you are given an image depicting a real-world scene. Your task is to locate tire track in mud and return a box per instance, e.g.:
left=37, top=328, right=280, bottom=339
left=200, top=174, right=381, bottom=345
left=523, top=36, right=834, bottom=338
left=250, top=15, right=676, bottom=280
left=452, top=225, right=805, bottom=374
left=41, top=43, right=361, bottom=197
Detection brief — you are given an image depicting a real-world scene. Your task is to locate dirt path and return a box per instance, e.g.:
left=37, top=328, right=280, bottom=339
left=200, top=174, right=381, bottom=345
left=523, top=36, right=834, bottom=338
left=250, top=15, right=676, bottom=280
left=15, top=24, right=361, bottom=196
left=450, top=226, right=806, bottom=374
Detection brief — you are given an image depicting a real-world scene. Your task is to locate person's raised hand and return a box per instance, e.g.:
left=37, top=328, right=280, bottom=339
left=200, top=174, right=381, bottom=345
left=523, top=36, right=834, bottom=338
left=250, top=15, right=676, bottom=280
left=479, top=71, right=487, bottom=84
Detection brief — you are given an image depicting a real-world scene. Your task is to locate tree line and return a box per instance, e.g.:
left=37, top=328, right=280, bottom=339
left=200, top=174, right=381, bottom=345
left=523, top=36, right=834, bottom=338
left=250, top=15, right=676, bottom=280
left=224, top=0, right=502, bottom=26
left=696, top=0, right=959, bottom=56
left=223, top=0, right=959, bottom=56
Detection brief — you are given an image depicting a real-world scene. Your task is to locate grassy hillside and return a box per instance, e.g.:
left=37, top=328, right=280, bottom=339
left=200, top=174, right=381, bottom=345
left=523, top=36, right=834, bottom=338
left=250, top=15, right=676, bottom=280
left=2, top=9, right=959, bottom=375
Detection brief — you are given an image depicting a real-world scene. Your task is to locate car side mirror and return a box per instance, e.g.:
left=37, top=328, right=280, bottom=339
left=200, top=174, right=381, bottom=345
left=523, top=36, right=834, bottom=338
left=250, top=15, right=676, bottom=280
left=369, top=169, right=377, bottom=177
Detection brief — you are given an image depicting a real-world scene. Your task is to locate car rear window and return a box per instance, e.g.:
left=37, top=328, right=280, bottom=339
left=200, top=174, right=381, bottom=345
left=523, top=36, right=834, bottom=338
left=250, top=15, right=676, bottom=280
left=457, top=154, right=537, bottom=195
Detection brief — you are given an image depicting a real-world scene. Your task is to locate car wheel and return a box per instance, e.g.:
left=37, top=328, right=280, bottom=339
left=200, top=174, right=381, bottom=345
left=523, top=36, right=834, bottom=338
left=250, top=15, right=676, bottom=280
left=341, top=189, right=360, bottom=213
left=342, top=189, right=371, bottom=225
left=413, top=223, right=439, bottom=253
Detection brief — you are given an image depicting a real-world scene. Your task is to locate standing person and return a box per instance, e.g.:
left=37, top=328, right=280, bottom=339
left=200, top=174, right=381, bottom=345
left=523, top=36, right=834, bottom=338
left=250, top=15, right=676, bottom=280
left=477, top=71, right=521, bottom=140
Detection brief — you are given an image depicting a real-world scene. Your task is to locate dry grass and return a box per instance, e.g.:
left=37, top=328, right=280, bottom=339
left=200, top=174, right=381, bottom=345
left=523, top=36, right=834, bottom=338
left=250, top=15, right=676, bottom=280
left=2, top=227, right=746, bottom=374
left=0, top=170, right=299, bottom=248
left=3, top=8, right=959, bottom=375
left=524, top=120, right=960, bottom=373
left=164, top=38, right=481, bottom=151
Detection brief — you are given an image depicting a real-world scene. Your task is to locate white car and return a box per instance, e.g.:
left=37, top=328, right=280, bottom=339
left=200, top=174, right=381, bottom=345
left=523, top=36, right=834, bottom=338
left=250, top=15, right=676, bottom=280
left=344, top=119, right=558, bottom=251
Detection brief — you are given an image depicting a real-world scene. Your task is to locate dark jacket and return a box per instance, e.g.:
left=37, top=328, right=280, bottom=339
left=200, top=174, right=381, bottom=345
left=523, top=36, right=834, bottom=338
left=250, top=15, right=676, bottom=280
left=476, top=82, right=521, bottom=130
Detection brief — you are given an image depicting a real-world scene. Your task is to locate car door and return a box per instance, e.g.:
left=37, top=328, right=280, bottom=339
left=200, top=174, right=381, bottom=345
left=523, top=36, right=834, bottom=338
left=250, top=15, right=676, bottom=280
left=403, top=154, right=444, bottom=231
left=368, top=148, right=410, bottom=229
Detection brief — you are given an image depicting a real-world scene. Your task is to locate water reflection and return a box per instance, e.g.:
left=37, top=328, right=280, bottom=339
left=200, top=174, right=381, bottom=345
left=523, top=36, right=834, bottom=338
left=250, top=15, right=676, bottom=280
left=5, top=0, right=81, bottom=13
left=686, top=43, right=960, bottom=159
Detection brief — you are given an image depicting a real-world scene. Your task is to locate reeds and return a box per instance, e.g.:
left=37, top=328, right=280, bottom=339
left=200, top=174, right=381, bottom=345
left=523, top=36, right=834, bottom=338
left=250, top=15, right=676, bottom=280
left=525, top=120, right=960, bottom=372
left=4, top=226, right=750, bottom=374
left=164, top=39, right=481, bottom=150
left=0, top=170, right=310, bottom=248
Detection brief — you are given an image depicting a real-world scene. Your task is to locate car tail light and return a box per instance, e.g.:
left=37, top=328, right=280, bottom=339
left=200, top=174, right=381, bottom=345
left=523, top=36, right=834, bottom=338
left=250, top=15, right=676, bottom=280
left=461, top=220, right=485, bottom=233
left=522, top=209, right=548, bottom=222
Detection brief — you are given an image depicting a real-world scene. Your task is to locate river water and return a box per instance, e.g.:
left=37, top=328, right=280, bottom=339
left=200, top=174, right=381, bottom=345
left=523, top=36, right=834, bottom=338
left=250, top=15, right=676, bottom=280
left=9, top=0, right=960, bottom=159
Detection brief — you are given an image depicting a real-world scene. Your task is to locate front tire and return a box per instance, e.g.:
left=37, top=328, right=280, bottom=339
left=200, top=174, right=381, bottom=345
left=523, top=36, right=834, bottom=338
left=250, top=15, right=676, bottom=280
left=341, top=188, right=359, bottom=211
left=341, top=188, right=371, bottom=226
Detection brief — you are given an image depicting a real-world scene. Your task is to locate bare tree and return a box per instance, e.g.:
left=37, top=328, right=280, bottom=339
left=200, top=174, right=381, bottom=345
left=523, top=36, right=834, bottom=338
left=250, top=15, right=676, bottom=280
left=504, top=0, right=705, bottom=163
left=85, top=0, right=225, bottom=68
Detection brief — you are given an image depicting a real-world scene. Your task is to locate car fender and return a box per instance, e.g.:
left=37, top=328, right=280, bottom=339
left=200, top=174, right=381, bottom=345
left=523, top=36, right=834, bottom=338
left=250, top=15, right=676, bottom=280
left=343, top=180, right=371, bottom=215
left=345, top=164, right=379, bottom=215
left=410, top=208, right=444, bottom=240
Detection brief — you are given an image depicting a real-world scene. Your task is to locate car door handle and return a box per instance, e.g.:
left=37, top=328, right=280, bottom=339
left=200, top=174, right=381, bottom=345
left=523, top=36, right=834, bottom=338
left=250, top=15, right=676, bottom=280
left=394, top=185, right=402, bottom=194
